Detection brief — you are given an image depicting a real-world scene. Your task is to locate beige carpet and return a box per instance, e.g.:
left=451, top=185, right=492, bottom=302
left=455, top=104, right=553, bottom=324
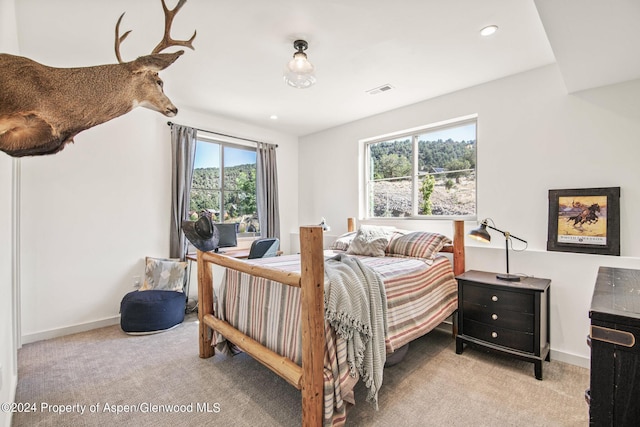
left=13, top=315, right=589, bottom=426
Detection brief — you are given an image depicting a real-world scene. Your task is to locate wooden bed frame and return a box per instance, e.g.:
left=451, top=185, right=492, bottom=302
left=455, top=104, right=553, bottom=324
left=197, top=219, right=465, bottom=426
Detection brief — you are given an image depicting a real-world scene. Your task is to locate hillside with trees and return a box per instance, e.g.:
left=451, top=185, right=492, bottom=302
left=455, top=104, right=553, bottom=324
left=370, top=138, right=476, bottom=216
left=189, top=164, right=257, bottom=224
left=370, top=138, right=476, bottom=179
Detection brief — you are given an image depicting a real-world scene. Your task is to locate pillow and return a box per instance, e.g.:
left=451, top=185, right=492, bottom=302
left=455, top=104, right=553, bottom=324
left=346, top=225, right=395, bottom=257
left=386, top=229, right=410, bottom=247
left=140, top=257, right=187, bottom=292
left=386, top=231, right=452, bottom=260
left=330, top=231, right=357, bottom=251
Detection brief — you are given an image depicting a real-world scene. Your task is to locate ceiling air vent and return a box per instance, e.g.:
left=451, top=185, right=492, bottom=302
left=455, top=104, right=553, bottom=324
left=366, top=84, right=394, bottom=95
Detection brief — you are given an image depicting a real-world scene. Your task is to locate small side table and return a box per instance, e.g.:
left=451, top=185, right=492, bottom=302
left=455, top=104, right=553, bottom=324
left=455, top=270, right=551, bottom=380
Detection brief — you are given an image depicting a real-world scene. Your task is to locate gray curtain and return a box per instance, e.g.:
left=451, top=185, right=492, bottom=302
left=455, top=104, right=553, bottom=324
left=256, top=142, right=280, bottom=239
left=169, top=124, right=197, bottom=260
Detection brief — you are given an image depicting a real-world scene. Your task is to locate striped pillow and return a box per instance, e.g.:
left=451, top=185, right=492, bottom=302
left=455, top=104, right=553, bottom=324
left=386, top=231, right=451, bottom=260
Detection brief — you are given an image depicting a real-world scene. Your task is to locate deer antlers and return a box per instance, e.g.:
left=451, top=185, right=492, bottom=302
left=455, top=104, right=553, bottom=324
left=115, top=0, right=196, bottom=63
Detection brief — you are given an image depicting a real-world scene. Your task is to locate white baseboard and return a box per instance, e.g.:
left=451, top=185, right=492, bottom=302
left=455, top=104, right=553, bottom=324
left=550, top=349, right=590, bottom=369
left=21, top=316, right=120, bottom=345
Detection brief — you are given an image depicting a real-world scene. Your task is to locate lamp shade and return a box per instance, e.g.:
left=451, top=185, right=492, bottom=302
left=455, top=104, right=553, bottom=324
left=468, top=219, right=528, bottom=282
left=469, top=222, right=491, bottom=243
left=283, top=40, right=316, bottom=89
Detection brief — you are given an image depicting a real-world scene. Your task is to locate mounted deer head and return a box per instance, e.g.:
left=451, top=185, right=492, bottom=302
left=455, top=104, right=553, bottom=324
left=0, top=0, right=196, bottom=157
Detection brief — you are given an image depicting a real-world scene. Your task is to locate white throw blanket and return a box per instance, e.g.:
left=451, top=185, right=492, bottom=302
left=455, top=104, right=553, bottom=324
left=324, top=254, right=388, bottom=409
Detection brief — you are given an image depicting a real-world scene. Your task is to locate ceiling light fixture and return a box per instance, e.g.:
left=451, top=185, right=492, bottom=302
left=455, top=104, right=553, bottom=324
left=480, top=25, right=498, bottom=36
left=283, top=39, right=316, bottom=89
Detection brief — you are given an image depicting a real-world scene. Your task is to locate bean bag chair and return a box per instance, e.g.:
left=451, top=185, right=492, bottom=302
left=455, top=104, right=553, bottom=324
left=120, top=290, right=185, bottom=334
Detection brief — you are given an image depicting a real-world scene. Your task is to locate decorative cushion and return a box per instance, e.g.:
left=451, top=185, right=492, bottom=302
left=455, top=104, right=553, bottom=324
left=386, top=231, right=451, bottom=260
left=140, top=257, right=187, bottom=292
left=330, top=231, right=357, bottom=251
left=120, top=290, right=185, bottom=334
left=346, top=225, right=395, bottom=257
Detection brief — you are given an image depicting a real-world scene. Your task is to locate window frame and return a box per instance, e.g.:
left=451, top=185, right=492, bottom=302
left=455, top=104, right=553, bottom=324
left=190, top=134, right=259, bottom=237
left=363, top=114, right=478, bottom=221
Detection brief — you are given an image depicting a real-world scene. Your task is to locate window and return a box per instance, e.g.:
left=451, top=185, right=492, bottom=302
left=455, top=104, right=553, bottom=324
left=189, top=138, right=260, bottom=235
left=365, top=117, right=476, bottom=219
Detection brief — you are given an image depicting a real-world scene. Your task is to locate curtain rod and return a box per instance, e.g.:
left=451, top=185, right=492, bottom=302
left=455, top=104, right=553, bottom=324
left=167, top=121, right=277, bottom=147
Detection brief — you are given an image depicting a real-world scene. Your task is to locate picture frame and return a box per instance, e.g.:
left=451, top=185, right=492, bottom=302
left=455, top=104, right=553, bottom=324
left=547, top=187, right=620, bottom=256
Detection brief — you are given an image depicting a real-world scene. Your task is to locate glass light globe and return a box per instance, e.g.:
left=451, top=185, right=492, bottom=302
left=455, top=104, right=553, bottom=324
left=283, top=52, right=316, bottom=89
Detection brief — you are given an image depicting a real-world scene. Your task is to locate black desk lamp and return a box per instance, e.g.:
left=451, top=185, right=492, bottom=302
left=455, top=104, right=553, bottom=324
left=469, top=219, right=527, bottom=282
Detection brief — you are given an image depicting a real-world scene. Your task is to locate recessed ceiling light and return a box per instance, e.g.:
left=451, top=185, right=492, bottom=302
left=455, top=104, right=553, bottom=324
left=480, top=25, right=498, bottom=36
left=270, top=115, right=278, bottom=120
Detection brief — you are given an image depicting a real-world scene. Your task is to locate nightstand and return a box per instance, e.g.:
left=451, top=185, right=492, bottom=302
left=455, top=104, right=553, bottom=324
left=455, top=270, right=551, bottom=380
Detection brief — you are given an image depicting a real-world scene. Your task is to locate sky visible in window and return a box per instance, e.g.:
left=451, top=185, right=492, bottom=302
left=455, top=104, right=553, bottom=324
left=194, top=141, right=256, bottom=168
left=421, top=123, right=476, bottom=141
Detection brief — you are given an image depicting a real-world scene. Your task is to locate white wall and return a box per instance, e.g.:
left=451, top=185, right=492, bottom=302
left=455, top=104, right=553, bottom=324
left=19, top=106, right=298, bottom=341
left=0, top=154, right=17, bottom=427
left=0, top=156, right=15, bottom=427
left=1, top=0, right=19, bottom=425
left=299, top=64, right=640, bottom=366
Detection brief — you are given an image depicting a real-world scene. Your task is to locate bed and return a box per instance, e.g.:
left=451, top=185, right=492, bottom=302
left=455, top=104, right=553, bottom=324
left=196, top=219, right=465, bottom=426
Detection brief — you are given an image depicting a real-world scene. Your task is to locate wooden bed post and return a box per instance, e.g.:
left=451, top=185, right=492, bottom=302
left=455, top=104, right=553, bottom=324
left=453, top=220, right=465, bottom=276
left=197, top=250, right=215, bottom=358
left=299, top=226, right=325, bottom=427
left=452, top=220, right=465, bottom=338
left=347, top=217, right=356, bottom=232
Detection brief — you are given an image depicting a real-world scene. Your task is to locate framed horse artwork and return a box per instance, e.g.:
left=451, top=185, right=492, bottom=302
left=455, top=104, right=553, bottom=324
left=547, top=187, right=620, bottom=256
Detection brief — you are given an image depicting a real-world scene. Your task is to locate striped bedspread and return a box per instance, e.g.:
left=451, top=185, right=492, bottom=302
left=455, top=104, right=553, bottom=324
left=212, top=252, right=457, bottom=426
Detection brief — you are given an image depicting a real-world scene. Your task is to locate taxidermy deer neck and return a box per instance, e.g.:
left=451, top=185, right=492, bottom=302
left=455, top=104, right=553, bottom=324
left=0, top=0, right=196, bottom=157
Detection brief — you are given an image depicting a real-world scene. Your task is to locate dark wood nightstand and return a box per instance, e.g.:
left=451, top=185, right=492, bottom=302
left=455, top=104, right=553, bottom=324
left=455, top=270, right=551, bottom=380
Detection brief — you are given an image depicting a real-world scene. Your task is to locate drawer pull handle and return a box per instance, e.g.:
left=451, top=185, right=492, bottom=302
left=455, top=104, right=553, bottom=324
left=590, top=326, right=635, bottom=347
left=491, top=295, right=498, bottom=302
left=491, top=314, right=498, bottom=320
left=491, top=332, right=498, bottom=338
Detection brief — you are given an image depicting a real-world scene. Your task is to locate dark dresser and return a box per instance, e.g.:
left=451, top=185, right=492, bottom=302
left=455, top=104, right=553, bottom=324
left=589, top=266, right=640, bottom=426
left=455, top=270, right=551, bottom=380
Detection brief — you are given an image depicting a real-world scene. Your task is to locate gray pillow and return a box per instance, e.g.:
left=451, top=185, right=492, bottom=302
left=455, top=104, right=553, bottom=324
left=330, top=231, right=357, bottom=251
left=346, top=225, right=394, bottom=257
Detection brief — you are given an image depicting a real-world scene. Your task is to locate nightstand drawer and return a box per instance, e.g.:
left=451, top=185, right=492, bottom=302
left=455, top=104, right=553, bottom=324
left=462, top=283, right=534, bottom=314
left=462, top=301, right=534, bottom=332
left=463, top=318, right=534, bottom=353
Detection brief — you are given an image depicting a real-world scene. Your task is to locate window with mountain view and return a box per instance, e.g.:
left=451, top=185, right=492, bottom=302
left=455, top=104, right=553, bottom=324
left=189, top=139, right=260, bottom=235
left=365, top=118, right=477, bottom=218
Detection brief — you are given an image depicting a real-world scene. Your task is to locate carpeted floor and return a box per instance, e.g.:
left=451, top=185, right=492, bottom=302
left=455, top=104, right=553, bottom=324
left=12, top=315, right=589, bottom=426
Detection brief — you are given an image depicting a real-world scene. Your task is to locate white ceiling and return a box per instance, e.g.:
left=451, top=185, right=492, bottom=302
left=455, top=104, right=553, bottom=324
left=13, top=0, right=640, bottom=137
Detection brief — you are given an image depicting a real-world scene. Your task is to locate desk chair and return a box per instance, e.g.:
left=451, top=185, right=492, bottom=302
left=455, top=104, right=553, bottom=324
left=248, top=238, right=280, bottom=259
